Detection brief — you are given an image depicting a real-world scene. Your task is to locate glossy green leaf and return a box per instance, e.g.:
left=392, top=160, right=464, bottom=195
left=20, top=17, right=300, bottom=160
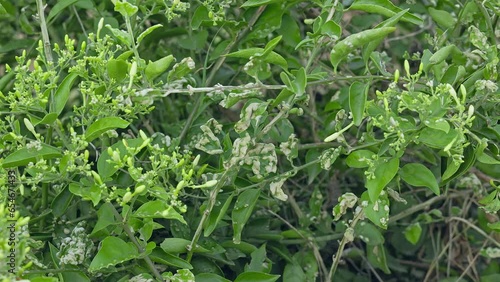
left=349, top=0, right=423, bottom=25
left=47, top=0, right=79, bottom=23
left=137, top=24, right=163, bottom=44
left=150, top=248, right=193, bottom=269
left=226, top=48, right=288, bottom=69
left=51, top=186, right=73, bottom=218
left=429, top=45, right=456, bottom=65
left=204, top=193, right=235, bottom=237
left=321, top=20, right=341, bottom=39
left=363, top=9, right=408, bottom=63
left=404, top=222, right=422, bottom=245
left=145, top=55, right=175, bottom=81
left=234, top=272, right=280, bottom=282
left=418, top=127, right=458, bottom=149
left=330, top=27, right=396, bottom=70
left=52, top=73, right=79, bottom=116
left=196, top=273, right=231, bottom=282
left=69, top=183, right=101, bottom=206
left=349, top=81, right=369, bottom=126
left=160, top=238, right=209, bottom=254
left=423, top=117, right=450, bottom=133
left=232, top=189, right=261, bottom=244
left=2, top=144, right=62, bottom=168
left=241, top=0, right=279, bottom=7
left=400, top=163, right=440, bottom=195
left=366, top=158, right=399, bottom=202
left=428, top=8, right=456, bottom=29
left=113, top=0, right=138, bottom=17
left=89, top=236, right=139, bottom=272
left=97, top=138, right=144, bottom=179
left=84, top=117, right=129, bottom=142
left=346, top=150, right=375, bottom=168
left=133, top=200, right=186, bottom=224
left=90, top=203, right=117, bottom=236
left=366, top=244, right=390, bottom=274
left=107, top=59, right=128, bottom=82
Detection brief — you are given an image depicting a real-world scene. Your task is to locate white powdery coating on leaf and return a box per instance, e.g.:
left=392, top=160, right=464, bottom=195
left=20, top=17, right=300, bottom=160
left=269, top=178, right=288, bottom=201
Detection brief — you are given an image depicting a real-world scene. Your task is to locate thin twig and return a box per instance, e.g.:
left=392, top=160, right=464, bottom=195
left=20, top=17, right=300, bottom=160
left=36, top=0, right=53, bottom=62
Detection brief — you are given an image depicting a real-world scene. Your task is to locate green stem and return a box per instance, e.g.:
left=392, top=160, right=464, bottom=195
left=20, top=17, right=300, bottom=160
left=187, top=169, right=233, bottom=262
left=179, top=5, right=267, bottom=145
left=110, top=205, right=163, bottom=281
left=36, top=0, right=53, bottom=63
left=328, top=209, right=364, bottom=281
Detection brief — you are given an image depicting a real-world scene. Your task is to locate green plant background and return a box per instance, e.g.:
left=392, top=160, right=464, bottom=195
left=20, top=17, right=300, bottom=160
left=0, top=0, right=499, bottom=281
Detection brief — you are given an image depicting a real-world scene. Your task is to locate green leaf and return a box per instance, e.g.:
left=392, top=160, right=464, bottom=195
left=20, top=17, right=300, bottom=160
left=366, top=158, right=399, bottom=202
left=69, top=183, right=101, bottom=206
left=429, top=45, right=456, bottom=65
left=47, top=0, right=79, bottom=23
left=241, top=0, right=279, bottom=8
left=349, top=0, right=423, bottom=25
left=423, top=117, right=450, bottom=133
left=321, top=20, right=342, bottom=39
left=232, top=189, right=261, bottom=244
left=51, top=186, right=74, bottom=218
left=400, top=163, right=440, bottom=195
left=305, top=149, right=322, bottom=185
left=204, top=193, right=235, bottom=237
left=52, top=73, right=79, bottom=116
left=428, top=8, right=456, bottom=30
left=2, top=144, right=62, bottom=168
left=90, top=203, right=117, bottom=237
left=192, top=5, right=210, bottom=30
left=418, top=127, right=458, bottom=149
left=145, top=55, right=175, bottom=81
left=363, top=9, right=408, bottom=63
left=234, top=272, right=280, bottom=282
left=133, top=200, right=186, bottom=224
left=346, top=150, right=375, bottom=168
left=113, top=0, right=138, bottom=17
left=361, top=191, right=390, bottom=229
left=107, top=59, right=128, bottom=82
left=150, top=249, right=193, bottom=269
left=349, top=81, right=369, bottom=126
left=85, top=117, right=130, bottom=142
left=246, top=244, right=268, bottom=272
left=283, top=262, right=306, bottom=282
left=137, top=24, right=163, bottom=45
left=330, top=27, right=396, bottom=70
left=262, top=36, right=282, bottom=57
left=292, top=67, right=307, bottom=96
left=89, top=236, right=139, bottom=272
left=196, top=273, right=231, bottom=282
left=404, top=222, right=422, bottom=245
left=356, top=221, right=385, bottom=245
left=366, top=244, right=390, bottom=274
left=97, top=138, right=144, bottom=179
left=160, top=238, right=209, bottom=254
left=226, top=48, right=288, bottom=69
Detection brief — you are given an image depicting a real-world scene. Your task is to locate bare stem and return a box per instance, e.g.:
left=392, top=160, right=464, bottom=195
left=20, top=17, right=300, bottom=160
left=110, top=205, right=164, bottom=281
left=36, top=0, right=53, bottom=62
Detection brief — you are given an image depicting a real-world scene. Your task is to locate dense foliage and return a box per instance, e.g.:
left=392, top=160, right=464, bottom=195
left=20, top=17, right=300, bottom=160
left=0, top=0, right=499, bottom=281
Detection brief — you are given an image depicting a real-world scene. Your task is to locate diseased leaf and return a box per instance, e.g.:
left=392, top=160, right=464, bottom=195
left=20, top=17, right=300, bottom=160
left=366, top=158, right=399, bottom=202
